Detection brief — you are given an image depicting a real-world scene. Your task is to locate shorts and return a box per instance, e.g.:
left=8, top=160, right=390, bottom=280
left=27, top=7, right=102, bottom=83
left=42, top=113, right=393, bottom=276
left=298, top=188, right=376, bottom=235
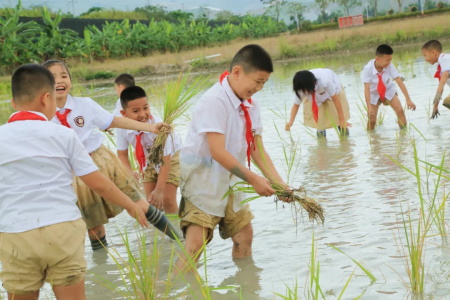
left=0, top=218, right=86, bottom=295
left=74, top=144, right=144, bottom=229
left=143, top=151, right=180, bottom=187
left=303, top=88, right=351, bottom=130
left=179, top=194, right=254, bottom=242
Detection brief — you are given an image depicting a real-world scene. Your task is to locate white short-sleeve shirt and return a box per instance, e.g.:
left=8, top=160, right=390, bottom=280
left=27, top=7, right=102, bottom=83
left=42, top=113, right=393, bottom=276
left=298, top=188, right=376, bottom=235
left=437, top=53, right=450, bottom=86
left=113, top=98, right=123, bottom=117
left=180, top=76, right=263, bottom=217
left=294, top=68, right=342, bottom=105
left=0, top=111, right=98, bottom=233
left=361, top=59, right=400, bottom=105
left=116, top=115, right=182, bottom=172
left=51, top=95, right=115, bottom=153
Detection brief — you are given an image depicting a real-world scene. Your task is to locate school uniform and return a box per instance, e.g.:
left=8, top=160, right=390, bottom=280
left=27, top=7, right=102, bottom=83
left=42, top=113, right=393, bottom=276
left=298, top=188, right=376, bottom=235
left=113, top=98, right=122, bottom=117
left=361, top=59, right=400, bottom=105
left=116, top=115, right=182, bottom=186
left=179, top=75, right=257, bottom=240
left=295, top=68, right=350, bottom=130
left=51, top=95, right=144, bottom=229
left=0, top=111, right=97, bottom=294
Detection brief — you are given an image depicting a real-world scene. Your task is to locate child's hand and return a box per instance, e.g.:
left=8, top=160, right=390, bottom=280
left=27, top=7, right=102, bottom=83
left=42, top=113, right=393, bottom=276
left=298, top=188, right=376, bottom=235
left=431, top=106, right=440, bottom=119
left=277, top=184, right=294, bottom=203
left=148, top=189, right=164, bottom=210
left=407, top=101, right=416, bottom=111
left=249, top=174, right=275, bottom=196
left=150, top=122, right=171, bottom=134
left=126, top=202, right=149, bottom=228
left=285, top=122, right=293, bottom=131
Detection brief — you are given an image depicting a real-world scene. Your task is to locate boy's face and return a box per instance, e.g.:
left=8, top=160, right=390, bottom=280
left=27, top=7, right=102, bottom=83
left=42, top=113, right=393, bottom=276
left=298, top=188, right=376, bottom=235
left=422, top=49, right=439, bottom=65
left=120, top=97, right=151, bottom=123
left=115, top=84, right=125, bottom=97
left=375, top=54, right=393, bottom=69
left=47, top=64, right=72, bottom=102
left=231, top=66, right=270, bottom=100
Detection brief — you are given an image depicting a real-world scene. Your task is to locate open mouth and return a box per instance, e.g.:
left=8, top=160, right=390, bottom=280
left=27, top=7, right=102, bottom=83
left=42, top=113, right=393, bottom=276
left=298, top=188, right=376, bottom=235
left=56, top=86, right=66, bottom=93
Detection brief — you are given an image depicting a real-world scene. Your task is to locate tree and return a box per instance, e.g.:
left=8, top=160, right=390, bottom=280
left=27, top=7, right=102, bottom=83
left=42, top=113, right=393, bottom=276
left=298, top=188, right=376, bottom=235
left=79, top=7, right=103, bottom=18
left=315, top=0, right=334, bottom=24
left=285, top=1, right=306, bottom=31
left=368, top=0, right=378, bottom=16
left=134, top=5, right=167, bottom=21
left=261, top=0, right=285, bottom=23
left=336, top=0, right=362, bottom=16
left=395, top=0, right=405, bottom=12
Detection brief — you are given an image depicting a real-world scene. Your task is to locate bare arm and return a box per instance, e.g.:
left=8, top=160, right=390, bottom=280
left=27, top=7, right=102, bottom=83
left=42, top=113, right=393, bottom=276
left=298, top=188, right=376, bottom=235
left=285, top=104, right=300, bottom=131
left=206, top=132, right=274, bottom=196
left=117, top=149, right=133, bottom=173
left=331, top=93, right=348, bottom=128
left=79, top=171, right=148, bottom=228
left=109, top=116, right=165, bottom=134
left=148, top=154, right=171, bottom=210
left=251, top=135, right=286, bottom=186
left=394, top=77, right=416, bottom=110
left=364, top=83, right=371, bottom=109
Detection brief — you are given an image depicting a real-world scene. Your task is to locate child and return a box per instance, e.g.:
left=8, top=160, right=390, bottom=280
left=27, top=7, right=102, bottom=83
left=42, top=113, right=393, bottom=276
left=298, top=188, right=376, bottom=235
left=285, top=68, right=351, bottom=137
left=116, top=86, right=182, bottom=213
left=112, top=73, right=135, bottom=117
left=361, top=44, right=416, bottom=130
left=175, top=44, right=292, bottom=273
left=0, top=64, right=148, bottom=299
left=42, top=60, right=181, bottom=250
left=421, top=40, right=450, bottom=119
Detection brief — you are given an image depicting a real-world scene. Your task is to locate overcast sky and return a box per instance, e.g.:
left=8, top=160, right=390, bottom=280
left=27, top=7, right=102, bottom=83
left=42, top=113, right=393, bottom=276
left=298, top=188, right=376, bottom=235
left=2, top=0, right=266, bottom=15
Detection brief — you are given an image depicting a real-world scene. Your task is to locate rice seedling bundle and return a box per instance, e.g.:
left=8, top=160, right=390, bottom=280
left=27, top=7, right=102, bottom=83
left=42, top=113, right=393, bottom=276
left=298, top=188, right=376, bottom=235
left=147, top=72, right=209, bottom=166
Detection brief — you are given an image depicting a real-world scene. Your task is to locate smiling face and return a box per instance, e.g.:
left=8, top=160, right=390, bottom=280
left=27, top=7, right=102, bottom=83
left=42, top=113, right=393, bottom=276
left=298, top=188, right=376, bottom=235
left=422, top=48, right=439, bottom=65
left=375, top=54, right=393, bottom=69
left=47, top=63, right=72, bottom=104
left=121, top=97, right=151, bottom=123
left=229, top=65, right=270, bottom=100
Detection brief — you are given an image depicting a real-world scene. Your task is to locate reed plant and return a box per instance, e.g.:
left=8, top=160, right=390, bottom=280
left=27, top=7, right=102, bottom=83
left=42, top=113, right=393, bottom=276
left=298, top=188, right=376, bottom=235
left=147, top=72, right=210, bottom=166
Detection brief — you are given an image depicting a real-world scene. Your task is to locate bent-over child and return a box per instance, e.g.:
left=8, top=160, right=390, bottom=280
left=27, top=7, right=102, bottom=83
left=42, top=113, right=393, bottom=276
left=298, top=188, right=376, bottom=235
left=422, top=40, right=450, bottom=119
left=0, top=64, right=148, bottom=300
left=42, top=60, right=180, bottom=250
left=175, top=44, right=291, bottom=274
left=116, top=86, right=182, bottom=213
left=361, top=44, right=416, bottom=130
left=285, top=68, right=351, bottom=137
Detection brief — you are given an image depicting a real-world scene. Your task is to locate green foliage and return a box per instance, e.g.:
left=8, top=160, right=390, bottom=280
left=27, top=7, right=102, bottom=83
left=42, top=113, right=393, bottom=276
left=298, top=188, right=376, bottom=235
left=79, top=9, right=147, bottom=20
left=85, top=71, right=115, bottom=81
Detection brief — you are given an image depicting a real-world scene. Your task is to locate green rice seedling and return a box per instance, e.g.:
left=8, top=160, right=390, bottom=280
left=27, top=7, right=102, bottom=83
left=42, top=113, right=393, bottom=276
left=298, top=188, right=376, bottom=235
left=147, top=72, right=210, bottom=166
left=273, top=279, right=300, bottom=299
left=306, top=233, right=326, bottom=300
left=328, top=245, right=377, bottom=283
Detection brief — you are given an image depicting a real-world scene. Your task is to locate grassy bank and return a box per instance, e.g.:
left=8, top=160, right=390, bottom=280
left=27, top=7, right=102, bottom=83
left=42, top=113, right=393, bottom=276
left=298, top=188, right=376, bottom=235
left=1, top=12, right=449, bottom=90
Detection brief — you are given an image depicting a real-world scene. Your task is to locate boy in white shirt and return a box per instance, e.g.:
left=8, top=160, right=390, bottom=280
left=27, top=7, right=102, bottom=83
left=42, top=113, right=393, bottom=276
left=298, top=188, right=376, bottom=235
left=112, top=73, right=135, bottom=117
left=42, top=60, right=181, bottom=250
left=0, top=64, right=148, bottom=300
left=361, top=44, right=416, bottom=131
left=175, top=44, right=292, bottom=274
left=116, top=86, right=182, bottom=213
left=421, top=40, right=450, bottom=119
left=285, top=68, right=351, bottom=137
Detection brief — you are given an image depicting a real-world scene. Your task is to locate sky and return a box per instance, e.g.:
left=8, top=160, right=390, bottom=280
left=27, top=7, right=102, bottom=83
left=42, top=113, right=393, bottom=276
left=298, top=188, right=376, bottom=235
left=2, top=0, right=266, bottom=15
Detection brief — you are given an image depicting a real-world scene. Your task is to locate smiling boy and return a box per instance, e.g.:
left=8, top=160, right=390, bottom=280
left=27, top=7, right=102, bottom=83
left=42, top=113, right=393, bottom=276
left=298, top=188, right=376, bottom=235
left=175, top=44, right=291, bottom=274
left=361, top=44, right=416, bottom=130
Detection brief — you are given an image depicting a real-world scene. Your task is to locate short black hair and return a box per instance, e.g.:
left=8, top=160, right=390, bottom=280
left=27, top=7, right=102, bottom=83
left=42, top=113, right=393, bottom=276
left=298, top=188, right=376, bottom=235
left=293, top=70, right=317, bottom=98
left=120, top=86, right=147, bottom=109
left=42, top=60, right=72, bottom=78
left=114, top=73, right=135, bottom=88
left=230, top=44, right=273, bottom=73
left=422, top=40, right=442, bottom=52
left=375, top=44, right=394, bottom=56
left=12, top=64, right=55, bottom=104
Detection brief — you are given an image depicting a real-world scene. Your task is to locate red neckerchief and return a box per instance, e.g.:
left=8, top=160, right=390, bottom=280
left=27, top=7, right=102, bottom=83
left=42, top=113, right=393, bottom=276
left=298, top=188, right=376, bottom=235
left=220, top=71, right=254, bottom=169
left=8, top=111, right=46, bottom=123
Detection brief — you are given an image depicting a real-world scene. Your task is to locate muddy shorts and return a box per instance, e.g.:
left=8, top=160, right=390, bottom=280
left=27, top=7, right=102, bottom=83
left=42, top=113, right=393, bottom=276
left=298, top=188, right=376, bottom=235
left=303, top=88, right=350, bottom=130
left=143, top=151, right=180, bottom=187
left=178, top=194, right=254, bottom=243
left=74, top=144, right=144, bottom=229
left=0, top=218, right=86, bottom=295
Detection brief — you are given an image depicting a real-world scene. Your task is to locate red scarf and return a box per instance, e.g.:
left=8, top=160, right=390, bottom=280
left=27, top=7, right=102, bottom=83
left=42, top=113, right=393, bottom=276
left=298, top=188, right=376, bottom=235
left=434, top=64, right=441, bottom=81
left=55, top=108, right=71, bottom=128
left=220, top=71, right=254, bottom=169
left=8, top=111, right=46, bottom=123
left=135, top=132, right=146, bottom=174
left=377, top=71, right=386, bottom=102
left=311, top=92, right=319, bottom=123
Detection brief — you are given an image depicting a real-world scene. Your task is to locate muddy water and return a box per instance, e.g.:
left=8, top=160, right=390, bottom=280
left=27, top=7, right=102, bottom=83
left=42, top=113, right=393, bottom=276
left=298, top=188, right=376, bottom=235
left=1, top=43, right=450, bottom=299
